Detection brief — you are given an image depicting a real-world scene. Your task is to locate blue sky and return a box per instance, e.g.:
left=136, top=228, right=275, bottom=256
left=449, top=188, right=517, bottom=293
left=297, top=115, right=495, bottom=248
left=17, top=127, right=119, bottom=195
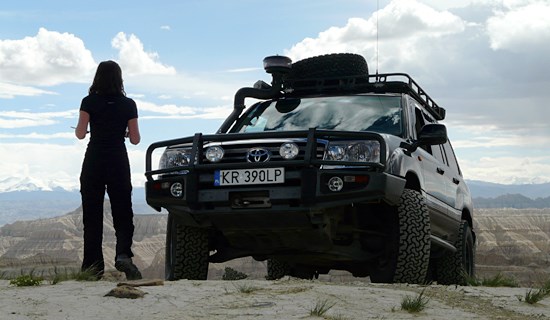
left=1, top=0, right=549, bottom=191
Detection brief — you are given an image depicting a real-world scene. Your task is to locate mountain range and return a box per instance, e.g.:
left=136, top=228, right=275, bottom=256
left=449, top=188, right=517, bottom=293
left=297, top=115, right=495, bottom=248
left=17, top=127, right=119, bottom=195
left=1, top=178, right=549, bottom=227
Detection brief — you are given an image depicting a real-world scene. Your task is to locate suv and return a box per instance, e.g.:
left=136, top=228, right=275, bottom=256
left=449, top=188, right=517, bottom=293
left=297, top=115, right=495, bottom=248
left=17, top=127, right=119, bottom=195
left=145, top=53, right=475, bottom=284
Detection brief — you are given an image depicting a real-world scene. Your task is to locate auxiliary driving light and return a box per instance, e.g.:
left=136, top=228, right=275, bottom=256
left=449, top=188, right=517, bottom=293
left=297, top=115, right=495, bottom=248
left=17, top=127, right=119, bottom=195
left=279, top=142, right=299, bottom=160
left=327, top=176, right=344, bottom=192
left=170, top=182, right=183, bottom=197
left=205, top=146, right=224, bottom=162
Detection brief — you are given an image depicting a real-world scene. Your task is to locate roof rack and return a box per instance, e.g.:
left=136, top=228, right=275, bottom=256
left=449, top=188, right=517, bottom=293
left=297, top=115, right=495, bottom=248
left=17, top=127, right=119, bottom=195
left=284, top=72, right=446, bottom=120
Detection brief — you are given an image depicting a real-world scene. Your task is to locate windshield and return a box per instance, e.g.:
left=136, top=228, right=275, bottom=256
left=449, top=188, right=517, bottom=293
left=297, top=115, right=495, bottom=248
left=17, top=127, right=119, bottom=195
left=232, top=95, right=403, bottom=136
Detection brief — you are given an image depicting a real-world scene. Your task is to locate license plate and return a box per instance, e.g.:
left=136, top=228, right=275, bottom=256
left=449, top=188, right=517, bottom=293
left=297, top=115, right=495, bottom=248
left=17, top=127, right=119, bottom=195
left=214, top=168, right=285, bottom=186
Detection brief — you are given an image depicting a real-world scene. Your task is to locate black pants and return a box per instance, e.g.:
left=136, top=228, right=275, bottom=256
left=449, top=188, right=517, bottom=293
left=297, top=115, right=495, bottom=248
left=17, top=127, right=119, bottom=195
left=80, top=147, right=135, bottom=274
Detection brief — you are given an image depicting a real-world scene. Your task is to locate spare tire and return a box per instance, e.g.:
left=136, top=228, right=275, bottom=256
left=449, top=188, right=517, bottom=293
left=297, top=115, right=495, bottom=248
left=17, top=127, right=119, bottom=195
left=287, top=53, right=368, bottom=80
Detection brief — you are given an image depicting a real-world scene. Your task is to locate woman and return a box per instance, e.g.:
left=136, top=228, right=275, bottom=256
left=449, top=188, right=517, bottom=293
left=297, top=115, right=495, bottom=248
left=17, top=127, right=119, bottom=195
left=75, top=60, right=142, bottom=280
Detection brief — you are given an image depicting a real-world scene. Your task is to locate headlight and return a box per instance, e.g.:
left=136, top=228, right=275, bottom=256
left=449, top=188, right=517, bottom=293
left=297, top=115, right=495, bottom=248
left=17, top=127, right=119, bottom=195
left=324, top=140, right=380, bottom=163
left=159, top=147, right=193, bottom=170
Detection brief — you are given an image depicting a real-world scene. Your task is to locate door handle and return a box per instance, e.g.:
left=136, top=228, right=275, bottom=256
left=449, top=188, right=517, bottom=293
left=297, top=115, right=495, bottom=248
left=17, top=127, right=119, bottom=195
left=452, top=178, right=460, bottom=185
left=436, top=167, right=445, bottom=175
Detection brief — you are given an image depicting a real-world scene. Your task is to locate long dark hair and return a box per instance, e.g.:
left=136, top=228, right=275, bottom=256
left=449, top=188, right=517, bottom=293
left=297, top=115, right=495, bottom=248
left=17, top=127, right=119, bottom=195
left=88, top=60, right=126, bottom=96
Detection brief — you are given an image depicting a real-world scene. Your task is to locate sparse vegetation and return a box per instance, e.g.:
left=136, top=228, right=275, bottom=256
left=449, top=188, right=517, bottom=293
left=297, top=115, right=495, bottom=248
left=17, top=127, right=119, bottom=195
left=519, top=288, right=549, bottom=304
left=222, top=267, right=248, bottom=280
left=400, top=289, right=429, bottom=313
left=9, top=274, right=43, bottom=287
left=465, top=272, right=518, bottom=287
left=309, top=299, right=336, bottom=317
left=235, top=283, right=259, bottom=294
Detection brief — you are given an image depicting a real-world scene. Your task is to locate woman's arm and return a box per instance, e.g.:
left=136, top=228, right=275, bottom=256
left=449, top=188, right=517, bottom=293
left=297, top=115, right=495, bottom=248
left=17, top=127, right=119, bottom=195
left=127, top=118, right=141, bottom=145
left=75, top=111, right=90, bottom=139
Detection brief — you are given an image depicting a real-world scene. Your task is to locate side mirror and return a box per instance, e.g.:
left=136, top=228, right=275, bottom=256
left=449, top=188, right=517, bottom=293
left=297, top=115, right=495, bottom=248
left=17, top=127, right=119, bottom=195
left=401, top=123, right=448, bottom=152
left=418, top=123, right=447, bottom=146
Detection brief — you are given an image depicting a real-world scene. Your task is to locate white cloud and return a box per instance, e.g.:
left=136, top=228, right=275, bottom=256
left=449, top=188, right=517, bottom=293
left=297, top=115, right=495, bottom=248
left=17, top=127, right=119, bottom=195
left=285, top=0, right=466, bottom=64
left=111, top=32, right=177, bottom=76
left=136, top=99, right=231, bottom=120
left=460, top=156, right=550, bottom=184
left=0, top=28, right=96, bottom=86
left=0, top=132, right=74, bottom=139
left=136, top=99, right=195, bottom=115
left=0, top=82, right=56, bottom=99
left=0, top=110, right=77, bottom=129
left=486, top=1, right=550, bottom=52
left=160, top=25, right=171, bottom=31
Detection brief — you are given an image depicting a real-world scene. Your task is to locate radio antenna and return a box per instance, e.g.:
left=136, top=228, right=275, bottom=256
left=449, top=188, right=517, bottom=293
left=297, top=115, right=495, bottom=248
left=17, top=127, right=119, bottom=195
left=375, top=0, right=379, bottom=75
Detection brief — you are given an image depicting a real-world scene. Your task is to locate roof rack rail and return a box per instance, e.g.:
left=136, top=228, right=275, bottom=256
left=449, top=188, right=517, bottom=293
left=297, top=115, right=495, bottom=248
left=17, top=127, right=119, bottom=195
left=284, top=72, right=446, bottom=120
left=372, top=73, right=445, bottom=120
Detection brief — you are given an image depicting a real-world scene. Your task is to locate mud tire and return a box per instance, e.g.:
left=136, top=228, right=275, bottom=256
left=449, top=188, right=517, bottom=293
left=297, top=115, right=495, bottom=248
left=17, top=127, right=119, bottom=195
left=436, top=220, right=475, bottom=285
left=165, top=213, right=209, bottom=280
left=369, top=189, right=431, bottom=284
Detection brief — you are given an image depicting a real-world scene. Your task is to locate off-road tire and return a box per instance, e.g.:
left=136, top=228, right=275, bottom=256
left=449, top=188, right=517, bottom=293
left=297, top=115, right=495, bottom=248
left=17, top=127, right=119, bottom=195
left=266, top=258, right=290, bottom=280
left=165, top=213, right=209, bottom=280
left=287, top=53, right=368, bottom=80
left=369, top=189, right=431, bottom=284
left=436, top=220, right=475, bottom=285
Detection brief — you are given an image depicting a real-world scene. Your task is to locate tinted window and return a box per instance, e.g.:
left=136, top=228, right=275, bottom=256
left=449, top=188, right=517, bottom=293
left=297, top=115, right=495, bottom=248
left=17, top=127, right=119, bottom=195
left=442, top=142, right=461, bottom=176
left=431, top=144, right=446, bottom=165
left=232, top=95, right=403, bottom=136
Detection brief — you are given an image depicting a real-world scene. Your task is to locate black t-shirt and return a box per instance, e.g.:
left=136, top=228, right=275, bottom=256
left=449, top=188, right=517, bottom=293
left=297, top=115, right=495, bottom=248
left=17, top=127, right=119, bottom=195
left=80, top=94, right=138, bottom=150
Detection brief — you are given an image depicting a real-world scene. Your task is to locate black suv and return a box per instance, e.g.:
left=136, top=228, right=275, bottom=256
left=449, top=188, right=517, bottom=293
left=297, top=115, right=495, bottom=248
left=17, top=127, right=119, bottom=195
left=145, top=53, right=475, bottom=285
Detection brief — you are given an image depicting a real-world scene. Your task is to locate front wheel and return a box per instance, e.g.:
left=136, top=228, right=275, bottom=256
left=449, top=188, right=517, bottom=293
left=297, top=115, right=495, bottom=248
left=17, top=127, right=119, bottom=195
left=369, top=189, right=431, bottom=284
left=165, top=213, right=209, bottom=280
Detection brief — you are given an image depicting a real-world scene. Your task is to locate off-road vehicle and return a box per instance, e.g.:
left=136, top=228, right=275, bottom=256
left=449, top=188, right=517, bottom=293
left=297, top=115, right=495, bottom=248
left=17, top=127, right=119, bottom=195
left=145, top=53, right=475, bottom=284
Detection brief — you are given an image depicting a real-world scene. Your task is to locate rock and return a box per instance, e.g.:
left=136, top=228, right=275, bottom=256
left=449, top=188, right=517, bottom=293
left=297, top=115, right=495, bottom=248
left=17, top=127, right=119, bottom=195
left=105, top=285, right=146, bottom=299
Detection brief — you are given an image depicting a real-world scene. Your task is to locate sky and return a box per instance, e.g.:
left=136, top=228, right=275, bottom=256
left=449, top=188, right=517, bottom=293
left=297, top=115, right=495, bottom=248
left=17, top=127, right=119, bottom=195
left=0, top=0, right=549, bottom=192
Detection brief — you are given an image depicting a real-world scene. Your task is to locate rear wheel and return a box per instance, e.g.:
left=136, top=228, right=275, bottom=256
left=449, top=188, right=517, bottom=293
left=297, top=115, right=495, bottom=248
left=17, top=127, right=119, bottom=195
left=266, top=258, right=290, bottom=280
left=436, top=220, right=475, bottom=285
left=369, top=189, right=431, bottom=284
left=165, top=213, right=209, bottom=280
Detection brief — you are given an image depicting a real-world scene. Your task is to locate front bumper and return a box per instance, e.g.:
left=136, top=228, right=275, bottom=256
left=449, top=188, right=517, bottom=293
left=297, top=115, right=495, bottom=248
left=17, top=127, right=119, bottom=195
left=145, top=129, right=405, bottom=221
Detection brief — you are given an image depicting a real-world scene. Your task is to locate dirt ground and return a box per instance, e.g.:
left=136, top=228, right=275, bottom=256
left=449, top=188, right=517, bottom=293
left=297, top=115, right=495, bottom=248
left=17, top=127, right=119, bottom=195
left=1, top=278, right=550, bottom=320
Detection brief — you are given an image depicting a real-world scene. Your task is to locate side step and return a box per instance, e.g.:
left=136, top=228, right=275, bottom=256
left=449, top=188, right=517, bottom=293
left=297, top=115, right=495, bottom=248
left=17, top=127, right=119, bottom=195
left=430, top=235, right=456, bottom=252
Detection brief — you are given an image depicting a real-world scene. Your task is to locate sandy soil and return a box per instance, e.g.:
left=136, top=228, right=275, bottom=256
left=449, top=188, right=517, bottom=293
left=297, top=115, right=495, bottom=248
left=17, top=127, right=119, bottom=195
left=1, top=278, right=549, bottom=320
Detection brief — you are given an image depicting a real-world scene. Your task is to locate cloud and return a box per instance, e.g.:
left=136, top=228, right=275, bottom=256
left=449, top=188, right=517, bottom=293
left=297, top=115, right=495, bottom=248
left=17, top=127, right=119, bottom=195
left=111, top=32, right=177, bottom=76
left=0, top=110, right=77, bottom=129
left=486, top=1, right=550, bottom=52
left=0, top=82, right=57, bottom=99
left=460, top=156, right=550, bottom=184
left=0, top=28, right=96, bottom=86
left=0, top=132, right=74, bottom=139
left=136, top=99, right=231, bottom=120
left=160, top=25, right=171, bottom=31
left=285, top=0, right=466, bottom=64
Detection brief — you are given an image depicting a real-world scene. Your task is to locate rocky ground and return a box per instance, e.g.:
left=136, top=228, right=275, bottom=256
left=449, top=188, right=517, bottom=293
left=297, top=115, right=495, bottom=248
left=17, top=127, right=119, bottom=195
left=1, top=278, right=550, bottom=320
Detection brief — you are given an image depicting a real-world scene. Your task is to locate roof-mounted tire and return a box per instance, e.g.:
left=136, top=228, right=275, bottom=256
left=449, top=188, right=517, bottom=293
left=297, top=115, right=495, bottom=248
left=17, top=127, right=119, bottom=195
left=287, top=53, right=368, bottom=80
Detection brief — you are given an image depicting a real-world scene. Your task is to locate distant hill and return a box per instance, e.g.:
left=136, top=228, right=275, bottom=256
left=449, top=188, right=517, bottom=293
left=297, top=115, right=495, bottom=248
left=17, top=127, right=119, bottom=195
left=0, top=188, right=158, bottom=226
left=467, top=180, right=550, bottom=199
left=473, top=194, right=550, bottom=209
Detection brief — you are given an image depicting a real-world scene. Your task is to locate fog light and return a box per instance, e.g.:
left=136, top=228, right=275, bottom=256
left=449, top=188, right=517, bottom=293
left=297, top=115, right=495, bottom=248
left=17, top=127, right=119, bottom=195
left=170, top=182, right=183, bottom=197
left=327, top=176, right=344, bottom=192
left=279, top=142, right=299, bottom=159
left=205, top=146, right=224, bottom=162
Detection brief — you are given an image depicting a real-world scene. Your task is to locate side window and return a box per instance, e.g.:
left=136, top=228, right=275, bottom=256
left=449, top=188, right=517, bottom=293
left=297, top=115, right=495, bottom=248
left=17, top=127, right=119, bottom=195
left=431, top=144, right=446, bottom=165
left=442, top=142, right=462, bottom=176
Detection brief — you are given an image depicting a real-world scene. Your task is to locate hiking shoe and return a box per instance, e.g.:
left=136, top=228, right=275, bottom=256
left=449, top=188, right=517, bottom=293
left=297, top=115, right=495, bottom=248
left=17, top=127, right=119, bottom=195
left=115, top=258, right=142, bottom=280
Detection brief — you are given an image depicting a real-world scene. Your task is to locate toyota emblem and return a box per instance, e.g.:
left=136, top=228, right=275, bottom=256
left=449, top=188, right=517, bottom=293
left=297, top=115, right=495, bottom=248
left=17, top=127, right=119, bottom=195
left=246, top=148, right=271, bottom=163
